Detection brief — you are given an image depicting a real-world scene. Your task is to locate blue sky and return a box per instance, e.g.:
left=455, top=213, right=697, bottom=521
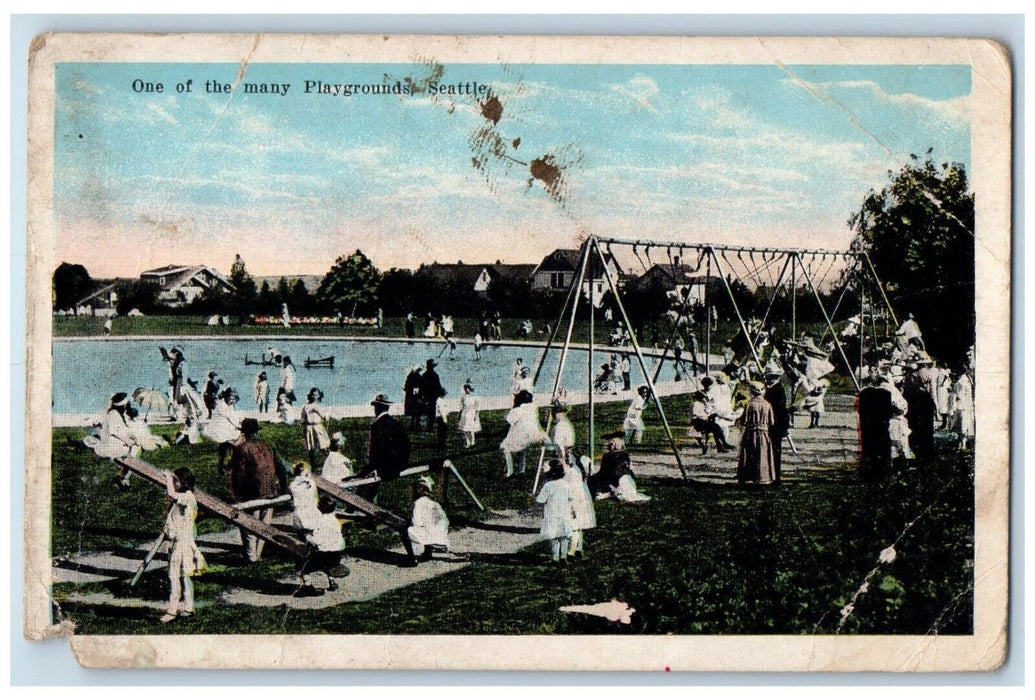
left=54, top=62, right=971, bottom=278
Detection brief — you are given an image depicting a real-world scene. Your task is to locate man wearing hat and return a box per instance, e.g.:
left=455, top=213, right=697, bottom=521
left=763, top=369, right=790, bottom=482
left=359, top=394, right=410, bottom=501
left=420, top=359, right=444, bottom=433
left=226, top=418, right=283, bottom=561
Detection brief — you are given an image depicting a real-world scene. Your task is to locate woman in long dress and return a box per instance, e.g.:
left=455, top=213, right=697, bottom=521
left=300, top=387, right=331, bottom=465
left=737, top=381, right=776, bottom=485
left=500, top=390, right=546, bottom=478
left=457, top=381, right=482, bottom=447
left=536, top=459, right=573, bottom=564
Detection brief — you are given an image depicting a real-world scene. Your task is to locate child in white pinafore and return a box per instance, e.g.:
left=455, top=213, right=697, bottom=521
left=536, top=459, right=573, bottom=564
left=160, top=467, right=204, bottom=624
left=566, top=454, right=597, bottom=558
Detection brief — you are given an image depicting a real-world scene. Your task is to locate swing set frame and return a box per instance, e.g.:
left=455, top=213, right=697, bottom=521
left=529, top=235, right=897, bottom=486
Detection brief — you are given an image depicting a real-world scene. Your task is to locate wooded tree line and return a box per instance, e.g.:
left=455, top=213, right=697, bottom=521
left=54, top=152, right=975, bottom=369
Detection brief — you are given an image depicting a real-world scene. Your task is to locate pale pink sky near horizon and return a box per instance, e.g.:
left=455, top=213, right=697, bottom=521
left=55, top=209, right=859, bottom=280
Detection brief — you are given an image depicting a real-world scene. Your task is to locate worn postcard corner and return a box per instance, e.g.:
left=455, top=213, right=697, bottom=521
left=24, top=32, right=1011, bottom=672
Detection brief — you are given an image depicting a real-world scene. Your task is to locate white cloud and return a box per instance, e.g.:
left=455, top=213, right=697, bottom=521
left=607, top=74, right=660, bottom=113
left=792, top=79, right=970, bottom=127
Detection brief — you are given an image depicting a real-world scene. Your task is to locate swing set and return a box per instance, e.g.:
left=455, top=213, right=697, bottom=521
left=529, top=235, right=897, bottom=486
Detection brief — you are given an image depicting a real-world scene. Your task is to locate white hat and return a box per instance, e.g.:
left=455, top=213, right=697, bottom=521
left=331, top=431, right=344, bottom=442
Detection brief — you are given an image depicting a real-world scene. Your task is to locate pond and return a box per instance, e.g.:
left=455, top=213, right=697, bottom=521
left=52, top=337, right=696, bottom=420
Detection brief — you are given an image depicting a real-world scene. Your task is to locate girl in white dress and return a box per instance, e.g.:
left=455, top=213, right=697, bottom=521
left=457, top=381, right=482, bottom=447
left=623, top=385, right=649, bottom=444
left=321, top=432, right=355, bottom=484
left=550, top=402, right=576, bottom=463
left=160, top=468, right=204, bottom=624
left=565, top=454, right=597, bottom=558
left=500, top=390, right=547, bottom=478
left=536, top=459, right=573, bottom=563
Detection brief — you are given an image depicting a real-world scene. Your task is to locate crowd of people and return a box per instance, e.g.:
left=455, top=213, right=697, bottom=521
left=78, top=303, right=977, bottom=621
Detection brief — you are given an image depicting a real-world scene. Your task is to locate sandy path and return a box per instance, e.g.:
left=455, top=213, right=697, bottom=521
left=54, top=507, right=545, bottom=611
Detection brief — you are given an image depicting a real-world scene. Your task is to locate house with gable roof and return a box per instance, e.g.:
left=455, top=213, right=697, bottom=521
left=139, top=264, right=234, bottom=307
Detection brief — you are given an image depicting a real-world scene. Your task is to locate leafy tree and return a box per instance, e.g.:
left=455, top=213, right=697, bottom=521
left=377, top=268, right=418, bottom=315
left=114, top=280, right=161, bottom=315
left=227, top=253, right=258, bottom=321
left=276, top=277, right=291, bottom=308
left=317, top=250, right=383, bottom=317
left=288, top=279, right=313, bottom=316
left=848, top=152, right=974, bottom=368
left=256, top=280, right=278, bottom=315
left=52, top=262, right=93, bottom=312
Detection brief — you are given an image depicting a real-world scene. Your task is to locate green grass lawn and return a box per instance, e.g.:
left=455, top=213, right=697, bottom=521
left=50, top=393, right=973, bottom=636
left=54, top=314, right=837, bottom=352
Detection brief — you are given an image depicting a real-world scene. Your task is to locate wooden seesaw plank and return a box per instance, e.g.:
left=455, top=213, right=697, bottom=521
left=115, top=455, right=309, bottom=557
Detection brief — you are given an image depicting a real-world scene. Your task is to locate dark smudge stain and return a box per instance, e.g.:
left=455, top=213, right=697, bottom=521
left=525, top=145, right=584, bottom=207
left=512, top=137, right=521, bottom=149
left=479, top=95, right=503, bottom=124
left=529, top=156, right=562, bottom=196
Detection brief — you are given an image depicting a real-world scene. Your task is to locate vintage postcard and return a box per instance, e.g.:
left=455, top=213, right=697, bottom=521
left=24, top=34, right=1011, bottom=671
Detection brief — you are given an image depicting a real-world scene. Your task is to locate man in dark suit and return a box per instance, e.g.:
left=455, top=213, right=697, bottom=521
left=858, top=375, right=895, bottom=482
left=420, top=359, right=444, bottom=432
left=764, top=370, right=790, bottom=483
left=359, top=393, right=411, bottom=501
